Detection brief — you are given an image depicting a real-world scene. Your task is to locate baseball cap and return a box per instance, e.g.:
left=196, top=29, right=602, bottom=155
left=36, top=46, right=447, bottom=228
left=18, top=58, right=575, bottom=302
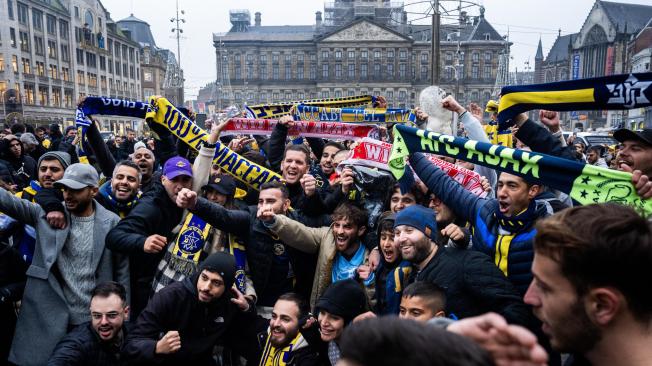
left=613, top=128, right=652, bottom=147
left=163, top=156, right=193, bottom=180
left=54, top=163, right=99, bottom=190
left=202, top=174, right=236, bottom=196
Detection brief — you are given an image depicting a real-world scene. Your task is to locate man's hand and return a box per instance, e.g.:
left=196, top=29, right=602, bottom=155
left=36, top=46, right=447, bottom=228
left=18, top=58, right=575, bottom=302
left=440, top=223, right=465, bottom=242
left=228, top=137, right=254, bottom=153
left=467, top=103, right=484, bottom=121
left=144, top=234, right=167, bottom=254
left=448, top=313, right=548, bottom=366
left=340, top=168, right=355, bottom=194
left=623, top=167, right=652, bottom=199
left=414, top=107, right=429, bottom=122
left=352, top=311, right=376, bottom=323
left=480, top=176, right=492, bottom=193
left=539, top=110, right=561, bottom=133
left=155, top=331, right=181, bottom=354
left=373, top=96, right=388, bottom=109
left=368, top=248, right=380, bottom=271
left=256, top=204, right=277, bottom=223
left=231, top=288, right=250, bottom=311
left=441, top=95, right=465, bottom=114
left=356, top=264, right=372, bottom=281
left=46, top=211, right=67, bottom=229
left=278, top=115, right=295, bottom=128
left=207, top=122, right=222, bottom=144
left=300, top=174, right=317, bottom=197
left=176, top=188, right=198, bottom=210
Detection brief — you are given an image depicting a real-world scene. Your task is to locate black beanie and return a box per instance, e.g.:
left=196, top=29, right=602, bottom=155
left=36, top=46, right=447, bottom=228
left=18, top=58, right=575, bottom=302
left=198, top=252, right=237, bottom=291
left=315, top=279, right=368, bottom=324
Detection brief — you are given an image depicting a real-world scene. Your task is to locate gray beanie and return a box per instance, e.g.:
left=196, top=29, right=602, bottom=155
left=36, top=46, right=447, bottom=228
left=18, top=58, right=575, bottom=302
left=20, top=133, right=38, bottom=147
left=38, top=151, right=71, bottom=170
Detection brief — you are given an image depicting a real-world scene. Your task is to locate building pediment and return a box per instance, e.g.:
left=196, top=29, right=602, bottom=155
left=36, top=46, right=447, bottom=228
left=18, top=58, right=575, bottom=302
left=320, top=20, right=411, bottom=43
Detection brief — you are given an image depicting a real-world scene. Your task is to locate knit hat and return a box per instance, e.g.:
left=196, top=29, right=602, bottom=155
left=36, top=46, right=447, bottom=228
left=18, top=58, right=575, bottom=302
left=38, top=151, right=71, bottom=170
left=315, top=279, right=368, bottom=324
left=134, top=141, right=147, bottom=151
left=198, top=252, right=237, bottom=291
left=393, top=205, right=438, bottom=242
left=20, top=133, right=38, bottom=147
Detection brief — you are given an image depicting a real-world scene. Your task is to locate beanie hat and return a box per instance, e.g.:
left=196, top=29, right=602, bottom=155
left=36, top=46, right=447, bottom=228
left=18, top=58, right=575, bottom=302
left=198, top=252, right=237, bottom=291
left=393, top=205, right=438, bottom=242
left=134, top=141, right=147, bottom=151
left=20, top=133, right=38, bottom=147
left=315, top=279, right=368, bottom=324
left=38, top=151, right=71, bottom=170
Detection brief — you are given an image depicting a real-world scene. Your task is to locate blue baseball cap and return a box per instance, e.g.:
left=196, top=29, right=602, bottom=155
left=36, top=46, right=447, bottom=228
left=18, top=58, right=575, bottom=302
left=163, top=156, right=193, bottom=180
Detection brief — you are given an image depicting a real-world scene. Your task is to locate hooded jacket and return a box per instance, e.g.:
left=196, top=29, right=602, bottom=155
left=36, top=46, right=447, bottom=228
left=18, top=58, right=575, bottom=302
left=124, top=275, right=254, bottom=365
left=0, top=136, right=36, bottom=190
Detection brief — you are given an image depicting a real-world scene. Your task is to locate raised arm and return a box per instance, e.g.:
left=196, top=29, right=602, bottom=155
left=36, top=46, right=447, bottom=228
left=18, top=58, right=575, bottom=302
left=0, top=187, right=41, bottom=226
left=264, top=214, right=328, bottom=254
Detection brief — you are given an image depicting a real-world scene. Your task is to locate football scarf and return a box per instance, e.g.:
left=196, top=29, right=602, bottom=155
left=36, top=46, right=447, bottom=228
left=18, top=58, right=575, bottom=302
left=497, top=72, right=652, bottom=128
left=259, top=330, right=309, bottom=366
left=245, top=94, right=376, bottom=119
left=98, top=181, right=141, bottom=218
left=389, top=124, right=652, bottom=217
left=294, top=104, right=415, bottom=124
left=219, top=118, right=380, bottom=140
left=170, top=213, right=212, bottom=274
left=146, top=96, right=282, bottom=191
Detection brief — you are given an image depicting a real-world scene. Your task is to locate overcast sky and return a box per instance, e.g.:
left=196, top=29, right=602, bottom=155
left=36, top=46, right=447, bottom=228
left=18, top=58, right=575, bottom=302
left=102, top=0, right=650, bottom=100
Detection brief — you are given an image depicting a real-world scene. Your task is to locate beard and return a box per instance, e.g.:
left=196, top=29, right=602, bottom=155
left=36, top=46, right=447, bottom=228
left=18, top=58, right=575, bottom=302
left=402, top=236, right=433, bottom=264
left=270, top=327, right=298, bottom=348
left=548, top=298, right=602, bottom=354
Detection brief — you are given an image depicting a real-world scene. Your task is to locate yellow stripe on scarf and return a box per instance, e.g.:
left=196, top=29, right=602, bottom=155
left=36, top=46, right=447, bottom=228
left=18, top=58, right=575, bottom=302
left=498, top=88, right=595, bottom=114
left=248, top=94, right=374, bottom=119
left=494, top=234, right=514, bottom=276
left=146, top=96, right=282, bottom=191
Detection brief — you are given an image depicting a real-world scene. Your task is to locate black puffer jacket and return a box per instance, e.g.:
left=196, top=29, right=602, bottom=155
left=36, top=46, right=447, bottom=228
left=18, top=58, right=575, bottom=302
left=190, top=197, right=330, bottom=307
left=105, top=181, right=185, bottom=316
left=412, top=245, right=536, bottom=330
left=124, top=275, right=254, bottom=366
left=48, top=322, right=129, bottom=366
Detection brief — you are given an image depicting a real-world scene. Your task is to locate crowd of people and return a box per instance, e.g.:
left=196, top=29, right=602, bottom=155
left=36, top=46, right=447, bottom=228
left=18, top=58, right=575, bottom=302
left=0, top=94, right=651, bottom=366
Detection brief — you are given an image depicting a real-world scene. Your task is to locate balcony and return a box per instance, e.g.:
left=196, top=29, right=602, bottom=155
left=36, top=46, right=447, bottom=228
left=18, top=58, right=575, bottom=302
left=23, top=73, right=35, bottom=81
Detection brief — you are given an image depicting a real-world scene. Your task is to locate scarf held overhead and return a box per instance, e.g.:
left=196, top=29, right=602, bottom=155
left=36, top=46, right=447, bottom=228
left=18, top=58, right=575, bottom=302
left=220, top=118, right=380, bottom=140
left=245, top=94, right=375, bottom=119
left=498, top=72, right=652, bottom=125
left=294, top=104, right=416, bottom=124
left=146, top=96, right=282, bottom=190
left=389, top=124, right=652, bottom=216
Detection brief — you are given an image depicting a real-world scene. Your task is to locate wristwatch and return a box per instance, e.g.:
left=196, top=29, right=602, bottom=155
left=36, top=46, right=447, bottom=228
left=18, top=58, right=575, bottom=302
left=199, top=140, right=217, bottom=149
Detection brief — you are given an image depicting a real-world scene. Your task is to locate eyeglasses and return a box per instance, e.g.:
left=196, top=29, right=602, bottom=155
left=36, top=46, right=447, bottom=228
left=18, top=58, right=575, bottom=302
left=91, top=311, right=121, bottom=321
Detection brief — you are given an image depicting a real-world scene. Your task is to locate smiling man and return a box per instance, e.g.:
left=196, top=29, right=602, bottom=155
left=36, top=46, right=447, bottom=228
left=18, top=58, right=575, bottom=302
left=613, top=129, right=652, bottom=176
left=95, top=160, right=141, bottom=218
left=48, top=282, right=130, bottom=366
left=409, top=152, right=552, bottom=295
left=525, top=203, right=652, bottom=366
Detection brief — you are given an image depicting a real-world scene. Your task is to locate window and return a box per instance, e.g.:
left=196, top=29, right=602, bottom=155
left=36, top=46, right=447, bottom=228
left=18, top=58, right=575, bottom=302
left=34, top=36, right=44, bottom=55
left=322, top=63, right=329, bottom=78
left=259, top=92, right=267, bottom=102
left=36, top=61, right=45, bottom=76
left=61, top=67, right=69, bottom=81
left=100, top=75, right=106, bottom=89
left=122, top=63, right=127, bottom=76
left=234, top=54, right=241, bottom=63
left=374, top=63, right=381, bottom=78
left=108, top=39, right=113, bottom=52
left=22, top=58, right=31, bottom=73
left=374, top=50, right=381, bottom=59
left=7, top=0, right=14, bottom=20
left=483, top=65, right=491, bottom=79
left=420, top=65, right=428, bottom=80
left=285, top=64, right=291, bottom=80
left=0, top=55, right=4, bottom=72
left=285, top=54, right=291, bottom=63
left=10, top=28, right=16, bottom=48
left=399, top=63, right=406, bottom=78
left=47, top=15, right=56, bottom=35
left=260, top=54, right=267, bottom=63
left=348, top=50, right=355, bottom=59
left=74, top=6, right=79, bottom=19
left=247, top=64, right=254, bottom=79
left=297, top=66, right=304, bottom=79
left=24, top=85, right=34, bottom=104
left=129, top=48, right=134, bottom=62
left=472, top=65, right=479, bottom=79
left=60, top=44, right=69, bottom=62
left=260, top=64, right=267, bottom=79
left=387, top=64, right=394, bottom=78
left=114, top=42, right=120, bottom=58
left=99, top=56, right=105, bottom=70
left=38, top=87, right=48, bottom=105
left=48, top=64, right=57, bottom=78
left=12, top=55, right=18, bottom=73
left=285, top=92, right=292, bottom=100
left=87, top=72, right=97, bottom=87
left=348, top=63, right=355, bottom=79
left=386, top=90, right=393, bottom=101
left=122, top=45, right=127, bottom=60
left=20, top=31, right=30, bottom=51
left=77, top=70, right=85, bottom=85
left=335, top=90, right=342, bottom=98
left=335, top=50, right=342, bottom=59
left=310, top=64, right=316, bottom=80
left=115, top=61, right=120, bottom=76
left=272, top=92, right=279, bottom=102
left=322, top=90, right=329, bottom=99
left=399, top=49, right=407, bottom=59
left=52, top=89, right=60, bottom=106
left=129, top=66, right=135, bottom=79
left=484, top=51, right=492, bottom=62
left=59, top=20, right=68, bottom=39
left=472, top=52, right=479, bottom=62
left=421, top=53, right=428, bottom=63
left=17, top=2, right=28, bottom=25
left=361, top=50, right=368, bottom=59
left=272, top=64, right=279, bottom=80
left=297, top=54, right=304, bottom=63
left=32, top=9, right=43, bottom=31
left=446, top=52, right=453, bottom=62
left=246, top=54, right=253, bottom=62
left=272, top=54, right=279, bottom=63
left=387, top=50, right=394, bottom=58
left=399, top=90, right=407, bottom=100
left=322, top=50, right=329, bottom=59
left=76, top=48, right=84, bottom=64
left=64, top=90, right=72, bottom=107
left=108, top=60, right=112, bottom=74
left=48, top=40, right=57, bottom=58
left=335, top=63, right=342, bottom=79
left=360, top=63, right=367, bottom=78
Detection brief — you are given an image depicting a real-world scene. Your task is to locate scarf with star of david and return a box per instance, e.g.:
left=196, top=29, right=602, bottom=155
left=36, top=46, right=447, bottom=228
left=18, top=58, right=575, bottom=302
left=388, top=124, right=652, bottom=217
left=497, top=72, right=652, bottom=129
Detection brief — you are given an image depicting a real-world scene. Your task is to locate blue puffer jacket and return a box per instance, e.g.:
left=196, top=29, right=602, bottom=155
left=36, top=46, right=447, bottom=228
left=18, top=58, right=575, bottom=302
left=410, top=153, right=552, bottom=295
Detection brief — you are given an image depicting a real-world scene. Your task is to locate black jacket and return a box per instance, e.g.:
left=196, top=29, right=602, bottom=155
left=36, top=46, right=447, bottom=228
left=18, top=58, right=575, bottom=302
left=250, top=316, right=327, bottom=366
left=412, top=245, right=535, bottom=329
left=124, top=276, right=254, bottom=366
left=105, top=181, right=185, bottom=316
left=0, top=243, right=27, bottom=362
left=190, top=197, right=330, bottom=306
left=0, top=137, right=37, bottom=190
left=48, top=322, right=129, bottom=366
left=514, top=119, right=578, bottom=161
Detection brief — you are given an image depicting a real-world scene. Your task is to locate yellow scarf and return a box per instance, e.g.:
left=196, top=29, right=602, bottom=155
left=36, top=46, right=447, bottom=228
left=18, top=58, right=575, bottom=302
left=259, top=330, right=308, bottom=366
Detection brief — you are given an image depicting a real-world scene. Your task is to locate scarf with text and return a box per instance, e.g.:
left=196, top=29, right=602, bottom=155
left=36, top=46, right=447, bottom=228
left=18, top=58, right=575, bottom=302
left=146, top=96, right=282, bottom=190
left=498, top=73, right=652, bottom=128
left=220, top=118, right=380, bottom=140
left=169, top=213, right=212, bottom=275
left=389, top=124, right=652, bottom=217
left=294, top=104, right=416, bottom=124
left=259, top=329, right=310, bottom=366
left=245, top=94, right=376, bottom=119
